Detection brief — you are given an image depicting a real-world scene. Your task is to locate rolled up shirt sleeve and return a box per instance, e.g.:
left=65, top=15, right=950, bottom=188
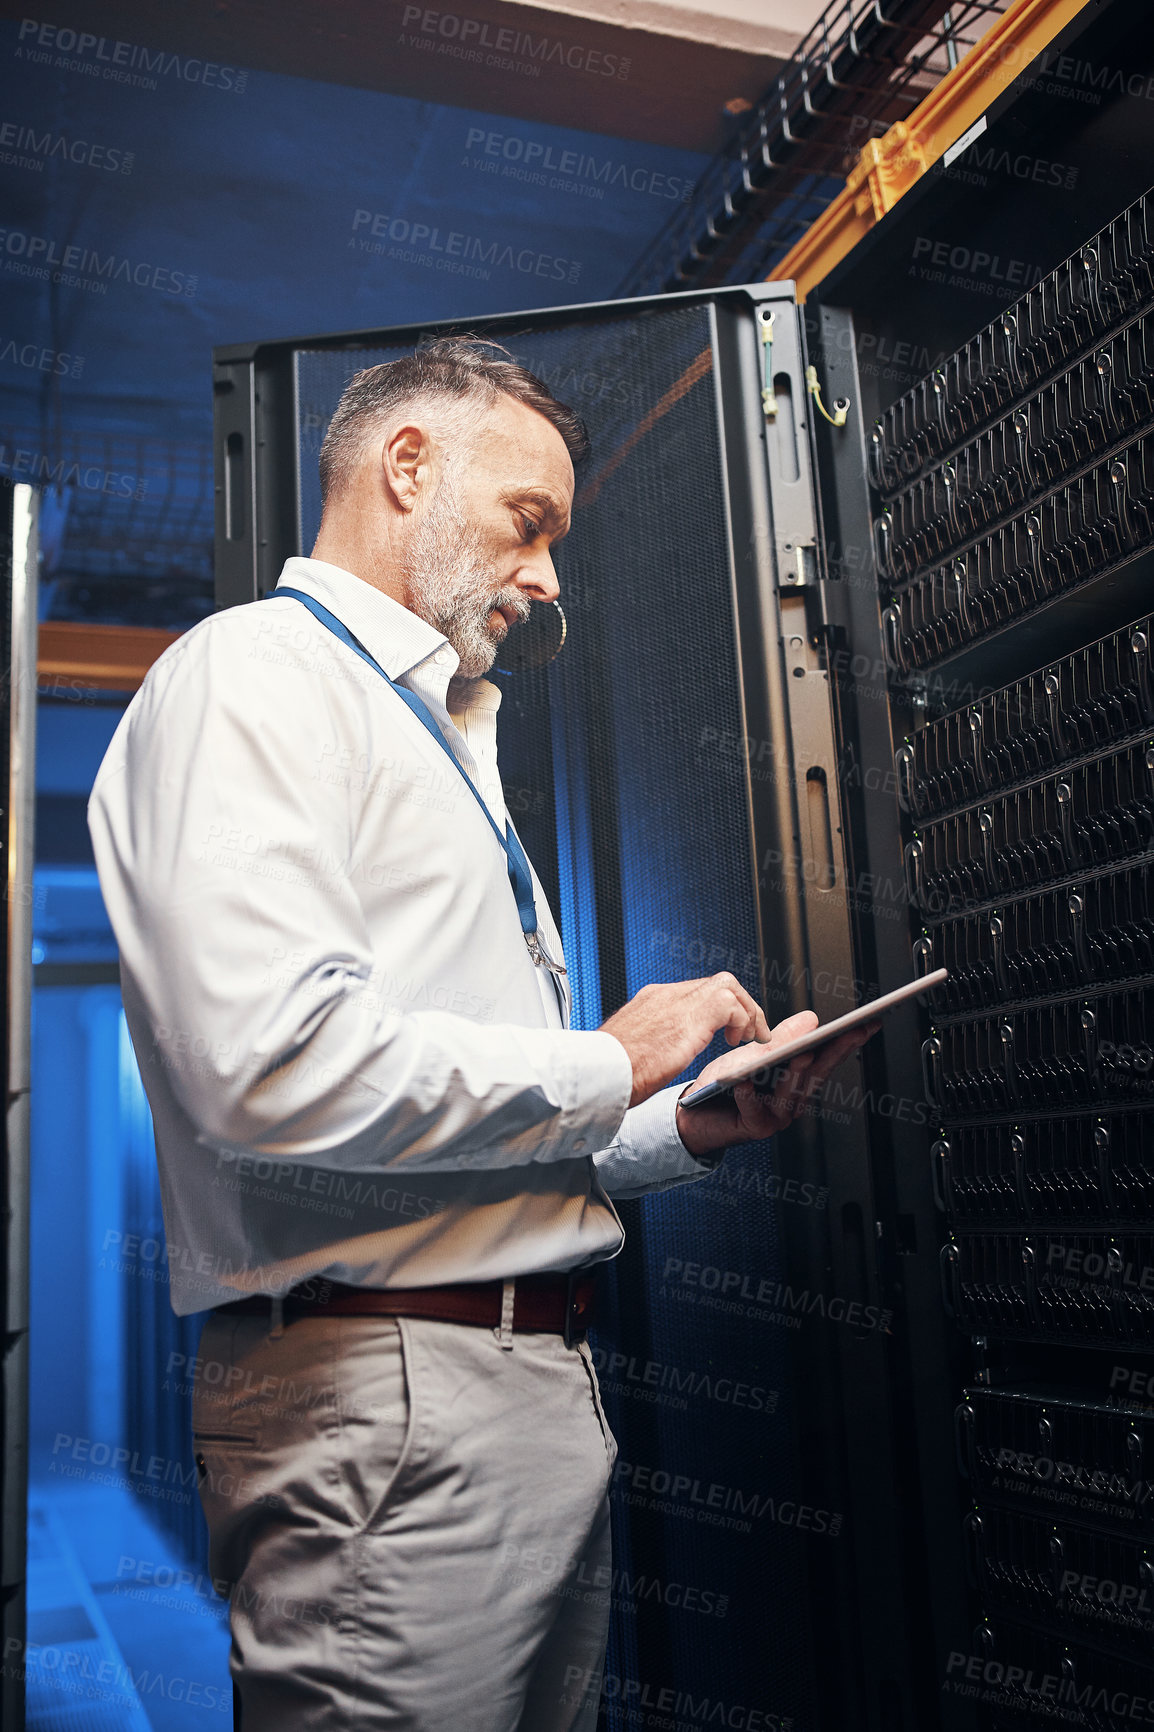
left=88, top=622, right=634, bottom=1175
left=592, top=1086, right=724, bottom=1198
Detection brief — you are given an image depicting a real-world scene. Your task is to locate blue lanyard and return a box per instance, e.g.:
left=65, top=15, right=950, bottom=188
left=275, top=587, right=541, bottom=939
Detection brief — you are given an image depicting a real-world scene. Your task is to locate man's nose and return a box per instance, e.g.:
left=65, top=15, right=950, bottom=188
left=516, top=550, right=560, bottom=604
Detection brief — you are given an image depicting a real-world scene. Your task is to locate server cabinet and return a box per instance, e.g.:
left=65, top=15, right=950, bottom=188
left=213, top=285, right=957, bottom=1731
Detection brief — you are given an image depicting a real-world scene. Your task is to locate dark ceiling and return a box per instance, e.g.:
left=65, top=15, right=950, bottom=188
left=0, top=0, right=789, bottom=151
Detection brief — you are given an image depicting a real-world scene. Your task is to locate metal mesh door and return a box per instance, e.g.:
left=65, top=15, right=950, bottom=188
left=295, top=303, right=814, bottom=1727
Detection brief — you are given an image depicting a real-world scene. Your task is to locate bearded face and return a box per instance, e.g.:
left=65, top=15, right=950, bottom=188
left=404, top=462, right=531, bottom=678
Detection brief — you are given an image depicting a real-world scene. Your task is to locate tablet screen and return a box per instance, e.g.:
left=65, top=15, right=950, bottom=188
left=679, top=967, right=948, bottom=1107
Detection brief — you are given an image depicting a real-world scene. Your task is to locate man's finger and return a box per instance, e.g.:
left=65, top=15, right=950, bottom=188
left=809, top=1021, right=880, bottom=1081
left=759, top=1054, right=816, bottom=1129
left=745, top=1048, right=813, bottom=1094
left=766, top=1010, right=818, bottom=1046
left=780, top=1055, right=818, bottom=1114
left=729, top=1018, right=881, bottom=1137
left=733, top=1082, right=788, bottom=1137
left=729, top=1008, right=819, bottom=1065
left=800, top=1024, right=880, bottom=1100
left=743, top=1058, right=809, bottom=1129
left=722, top=1001, right=759, bottom=1046
left=711, top=975, right=771, bottom=1045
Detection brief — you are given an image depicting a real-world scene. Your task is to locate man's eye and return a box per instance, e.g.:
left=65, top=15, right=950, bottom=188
left=519, top=514, right=540, bottom=542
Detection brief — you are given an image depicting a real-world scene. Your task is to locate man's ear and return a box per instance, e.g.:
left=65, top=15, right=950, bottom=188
left=383, top=422, right=434, bottom=513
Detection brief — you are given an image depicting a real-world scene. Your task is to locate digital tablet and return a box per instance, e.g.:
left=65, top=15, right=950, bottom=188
left=679, top=966, right=948, bottom=1107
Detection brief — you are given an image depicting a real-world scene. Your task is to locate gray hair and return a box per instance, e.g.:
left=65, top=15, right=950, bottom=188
left=317, top=333, right=590, bottom=506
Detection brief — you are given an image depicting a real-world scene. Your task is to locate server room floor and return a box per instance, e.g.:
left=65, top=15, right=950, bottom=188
left=25, top=1482, right=231, bottom=1731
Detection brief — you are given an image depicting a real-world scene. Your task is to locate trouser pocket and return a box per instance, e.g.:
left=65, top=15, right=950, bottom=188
left=575, top=1339, right=618, bottom=1474
left=332, top=1315, right=415, bottom=1535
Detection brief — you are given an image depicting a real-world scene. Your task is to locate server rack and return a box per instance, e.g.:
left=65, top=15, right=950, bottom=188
left=807, top=0, right=1154, bottom=1723
left=208, top=6, right=1154, bottom=1725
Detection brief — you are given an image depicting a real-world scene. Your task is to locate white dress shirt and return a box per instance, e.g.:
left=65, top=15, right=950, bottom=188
left=88, top=557, right=716, bottom=1316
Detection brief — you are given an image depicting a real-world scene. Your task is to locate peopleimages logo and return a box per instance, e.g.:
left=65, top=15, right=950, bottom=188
left=910, top=235, right=1048, bottom=294
left=0, top=1642, right=231, bottom=1716
left=0, top=338, right=83, bottom=377
left=14, top=18, right=248, bottom=92
left=944, top=1651, right=1154, bottom=1725
left=0, top=443, right=144, bottom=498
left=351, top=209, right=581, bottom=285
left=560, top=1666, right=792, bottom=1730
left=588, top=1345, right=779, bottom=1414
left=0, top=118, right=133, bottom=174
left=399, top=6, right=630, bottom=79
left=463, top=128, right=693, bottom=204
left=0, top=227, right=196, bottom=297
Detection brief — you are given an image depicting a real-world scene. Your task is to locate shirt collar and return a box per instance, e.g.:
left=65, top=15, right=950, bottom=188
left=275, top=556, right=457, bottom=682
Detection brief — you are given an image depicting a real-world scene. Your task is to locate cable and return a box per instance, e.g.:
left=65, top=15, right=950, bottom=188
left=805, top=364, right=849, bottom=427
left=759, top=308, right=777, bottom=419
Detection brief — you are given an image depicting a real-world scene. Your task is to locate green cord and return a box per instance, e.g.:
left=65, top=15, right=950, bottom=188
left=805, top=364, right=849, bottom=427
left=758, top=309, right=849, bottom=429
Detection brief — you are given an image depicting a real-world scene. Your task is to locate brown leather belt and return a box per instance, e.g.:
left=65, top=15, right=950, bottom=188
left=215, top=1271, right=596, bottom=1345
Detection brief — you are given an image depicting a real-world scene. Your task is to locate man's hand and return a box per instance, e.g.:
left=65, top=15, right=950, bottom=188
left=599, top=974, right=771, bottom=1108
left=674, top=1010, right=882, bottom=1159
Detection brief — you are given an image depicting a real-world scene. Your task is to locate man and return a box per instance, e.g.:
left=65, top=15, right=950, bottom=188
left=89, top=336, right=872, bottom=1730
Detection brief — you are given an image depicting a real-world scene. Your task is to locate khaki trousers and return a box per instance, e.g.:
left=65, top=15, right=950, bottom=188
left=192, top=1308, right=617, bottom=1730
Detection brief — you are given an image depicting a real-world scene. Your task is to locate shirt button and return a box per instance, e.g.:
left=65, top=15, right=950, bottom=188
left=434, top=647, right=451, bottom=665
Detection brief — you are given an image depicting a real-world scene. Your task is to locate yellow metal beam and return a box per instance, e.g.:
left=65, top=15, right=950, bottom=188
left=770, top=0, right=1090, bottom=300
left=38, top=621, right=180, bottom=693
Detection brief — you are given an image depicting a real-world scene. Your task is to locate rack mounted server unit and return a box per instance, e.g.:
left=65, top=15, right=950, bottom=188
left=209, top=4, right=1154, bottom=1725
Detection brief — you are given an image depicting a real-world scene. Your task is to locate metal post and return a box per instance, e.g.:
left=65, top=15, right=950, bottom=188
left=2, top=482, right=38, bottom=1732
